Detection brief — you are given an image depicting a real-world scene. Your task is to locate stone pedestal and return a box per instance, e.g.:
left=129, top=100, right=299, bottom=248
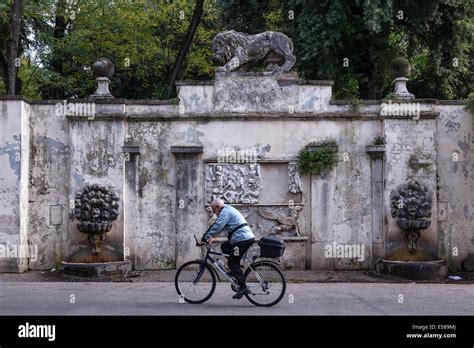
left=177, top=72, right=333, bottom=114
left=393, top=77, right=414, bottom=100
left=91, top=77, right=114, bottom=99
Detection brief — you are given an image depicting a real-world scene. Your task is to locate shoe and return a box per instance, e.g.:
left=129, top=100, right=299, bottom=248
left=232, top=286, right=251, bottom=300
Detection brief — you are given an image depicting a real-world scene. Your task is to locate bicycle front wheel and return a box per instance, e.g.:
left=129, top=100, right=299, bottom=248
left=175, top=261, right=216, bottom=304
left=244, top=261, right=286, bottom=307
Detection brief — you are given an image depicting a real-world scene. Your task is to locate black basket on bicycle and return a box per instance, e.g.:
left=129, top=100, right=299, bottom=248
left=258, top=235, right=285, bottom=258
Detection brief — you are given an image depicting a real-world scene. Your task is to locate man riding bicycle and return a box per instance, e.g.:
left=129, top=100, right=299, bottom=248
left=202, top=198, right=255, bottom=299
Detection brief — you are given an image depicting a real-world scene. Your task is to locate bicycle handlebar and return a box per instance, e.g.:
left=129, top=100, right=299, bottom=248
left=194, top=234, right=210, bottom=247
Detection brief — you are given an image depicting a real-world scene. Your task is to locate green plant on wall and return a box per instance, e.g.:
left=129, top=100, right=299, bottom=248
left=297, top=140, right=338, bottom=176
left=464, top=93, right=474, bottom=114
left=373, top=136, right=385, bottom=145
left=348, top=97, right=363, bottom=113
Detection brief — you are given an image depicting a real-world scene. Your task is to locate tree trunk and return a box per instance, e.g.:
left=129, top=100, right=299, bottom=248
left=51, top=0, right=66, bottom=99
left=166, top=0, right=204, bottom=99
left=0, top=55, right=7, bottom=91
left=359, top=67, right=378, bottom=100
left=6, top=0, right=22, bottom=95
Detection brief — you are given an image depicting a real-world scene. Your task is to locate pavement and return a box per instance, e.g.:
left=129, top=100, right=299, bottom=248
left=1, top=269, right=473, bottom=283
left=0, top=282, right=473, bottom=315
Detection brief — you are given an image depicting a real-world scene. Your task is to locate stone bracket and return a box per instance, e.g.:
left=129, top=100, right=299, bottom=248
left=122, top=146, right=140, bottom=162
left=170, top=145, right=203, bottom=155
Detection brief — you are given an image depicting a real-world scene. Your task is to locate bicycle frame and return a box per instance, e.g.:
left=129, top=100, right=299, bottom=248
left=196, top=244, right=238, bottom=286
left=192, top=235, right=280, bottom=290
left=196, top=244, right=271, bottom=287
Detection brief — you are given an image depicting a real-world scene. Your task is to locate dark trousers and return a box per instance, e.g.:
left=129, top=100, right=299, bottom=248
left=221, top=238, right=255, bottom=287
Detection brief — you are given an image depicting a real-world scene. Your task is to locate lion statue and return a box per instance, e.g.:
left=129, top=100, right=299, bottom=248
left=212, top=30, right=296, bottom=73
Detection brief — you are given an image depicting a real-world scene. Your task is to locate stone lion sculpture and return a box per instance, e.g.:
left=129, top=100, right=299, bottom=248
left=212, top=30, right=296, bottom=73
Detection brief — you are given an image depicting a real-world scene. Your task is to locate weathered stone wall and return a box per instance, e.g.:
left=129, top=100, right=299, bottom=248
left=435, top=103, right=474, bottom=270
left=125, top=121, right=178, bottom=269
left=28, top=102, right=69, bottom=269
left=69, top=116, right=125, bottom=258
left=383, top=115, right=438, bottom=259
left=0, top=75, right=472, bottom=272
left=0, top=98, right=30, bottom=272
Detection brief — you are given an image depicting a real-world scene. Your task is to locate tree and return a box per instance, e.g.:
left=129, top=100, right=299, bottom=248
left=7, top=0, right=22, bottom=95
left=216, top=0, right=472, bottom=100
left=167, top=0, right=204, bottom=99
left=23, top=0, right=218, bottom=99
left=0, top=2, right=10, bottom=92
left=217, top=0, right=270, bottom=34
left=0, top=0, right=23, bottom=95
left=394, top=0, right=473, bottom=99
left=2, top=0, right=471, bottom=100
left=50, top=0, right=67, bottom=99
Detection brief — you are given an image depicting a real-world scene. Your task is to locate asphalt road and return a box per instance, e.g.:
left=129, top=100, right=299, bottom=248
left=0, top=282, right=473, bottom=315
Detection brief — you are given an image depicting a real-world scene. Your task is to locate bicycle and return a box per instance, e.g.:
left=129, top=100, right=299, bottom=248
left=175, top=235, right=286, bottom=307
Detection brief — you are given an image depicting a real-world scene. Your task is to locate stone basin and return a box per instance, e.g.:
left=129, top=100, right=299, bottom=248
left=377, top=259, right=447, bottom=280
left=60, top=260, right=131, bottom=277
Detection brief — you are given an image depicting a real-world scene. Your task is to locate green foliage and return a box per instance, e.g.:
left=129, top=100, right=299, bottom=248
left=348, top=97, right=363, bottom=112
left=373, top=136, right=385, bottom=145
left=465, top=93, right=474, bottom=114
left=14, top=0, right=219, bottom=99
left=282, top=0, right=471, bottom=100
left=1, top=0, right=472, bottom=100
left=217, top=0, right=271, bottom=33
left=297, top=141, right=339, bottom=176
left=393, top=0, right=473, bottom=99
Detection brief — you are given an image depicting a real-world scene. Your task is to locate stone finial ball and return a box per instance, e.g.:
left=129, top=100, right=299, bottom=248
left=93, top=58, right=115, bottom=78
left=389, top=57, right=411, bottom=78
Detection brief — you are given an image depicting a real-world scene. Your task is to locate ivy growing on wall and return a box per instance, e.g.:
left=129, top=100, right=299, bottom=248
left=465, top=93, right=474, bottom=114
left=297, top=140, right=338, bottom=176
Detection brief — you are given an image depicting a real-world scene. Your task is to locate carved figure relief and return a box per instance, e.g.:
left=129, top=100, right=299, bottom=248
left=288, top=162, right=302, bottom=193
left=206, top=164, right=263, bottom=204
left=257, top=205, right=303, bottom=236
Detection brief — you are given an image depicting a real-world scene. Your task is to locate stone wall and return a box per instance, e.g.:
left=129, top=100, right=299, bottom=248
left=28, top=102, right=69, bottom=269
left=0, top=73, right=472, bottom=272
left=0, top=98, right=30, bottom=272
left=435, top=103, right=474, bottom=270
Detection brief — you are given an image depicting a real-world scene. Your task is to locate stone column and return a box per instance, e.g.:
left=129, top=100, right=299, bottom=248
left=0, top=97, right=30, bottom=272
left=171, top=145, right=203, bottom=267
left=123, top=146, right=140, bottom=268
left=308, top=144, right=338, bottom=270
left=366, top=145, right=386, bottom=268
left=310, top=170, right=336, bottom=270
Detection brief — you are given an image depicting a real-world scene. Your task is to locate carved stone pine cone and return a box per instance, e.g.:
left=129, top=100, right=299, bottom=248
left=74, top=184, right=119, bottom=234
left=390, top=180, right=432, bottom=221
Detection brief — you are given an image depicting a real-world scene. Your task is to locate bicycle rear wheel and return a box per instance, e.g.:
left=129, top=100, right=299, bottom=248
left=175, top=261, right=216, bottom=304
left=244, top=261, right=286, bottom=307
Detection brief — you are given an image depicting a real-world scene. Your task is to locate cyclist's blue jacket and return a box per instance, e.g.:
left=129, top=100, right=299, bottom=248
left=204, top=205, right=255, bottom=244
